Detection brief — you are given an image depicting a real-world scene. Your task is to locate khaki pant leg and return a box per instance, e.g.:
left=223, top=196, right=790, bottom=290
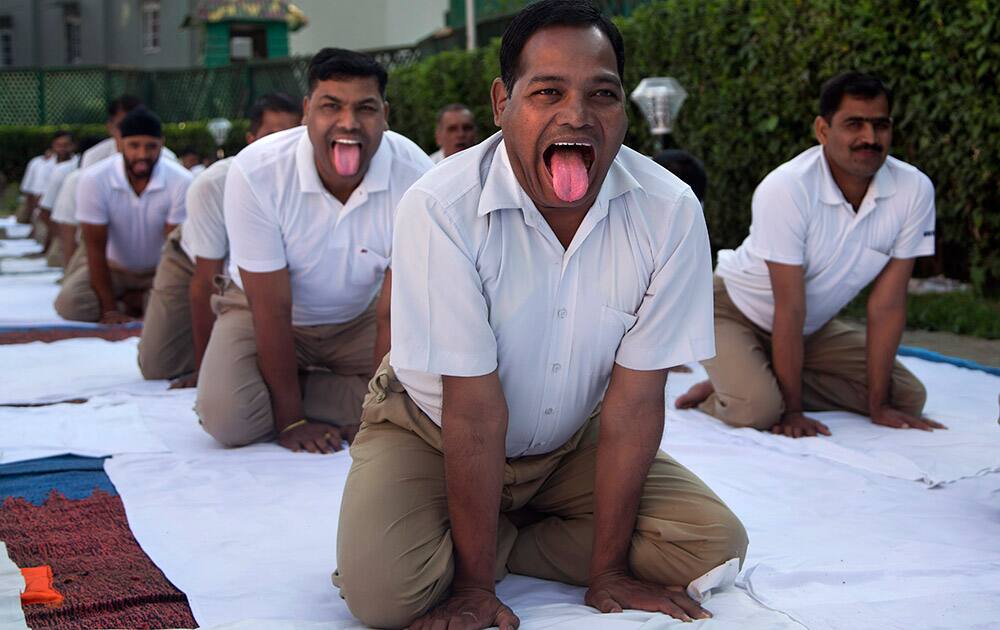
left=138, top=232, right=196, bottom=380
left=15, top=201, right=32, bottom=224
left=53, top=254, right=103, bottom=322
left=195, top=287, right=275, bottom=447
left=802, top=318, right=927, bottom=417
left=298, top=304, right=376, bottom=427
left=698, top=277, right=784, bottom=429
left=507, top=418, right=748, bottom=588
left=46, top=237, right=63, bottom=268
left=333, top=357, right=518, bottom=629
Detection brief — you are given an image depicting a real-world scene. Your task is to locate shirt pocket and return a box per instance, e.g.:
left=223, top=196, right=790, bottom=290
left=849, top=246, right=891, bottom=288
left=348, top=247, right=390, bottom=287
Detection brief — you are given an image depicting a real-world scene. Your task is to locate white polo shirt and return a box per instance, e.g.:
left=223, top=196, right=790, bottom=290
left=76, top=153, right=193, bottom=271
left=52, top=169, right=82, bottom=226
left=391, top=132, right=715, bottom=458
left=180, top=157, right=232, bottom=263
left=21, top=155, right=47, bottom=194
left=80, top=137, right=177, bottom=170
left=225, top=126, right=433, bottom=326
left=22, top=155, right=58, bottom=195
left=39, top=157, right=80, bottom=210
left=716, top=145, right=936, bottom=335
left=429, top=149, right=444, bottom=164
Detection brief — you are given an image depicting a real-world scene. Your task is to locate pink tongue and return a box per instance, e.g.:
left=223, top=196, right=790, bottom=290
left=333, top=142, right=361, bottom=176
left=550, top=148, right=589, bottom=202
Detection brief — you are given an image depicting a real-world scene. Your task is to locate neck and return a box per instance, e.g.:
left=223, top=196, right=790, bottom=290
left=537, top=204, right=591, bottom=250
left=126, top=170, right=150, bottom=196
left=824, top=148, right=872, bottom=210
left=316, top=160, right=366, bottom=205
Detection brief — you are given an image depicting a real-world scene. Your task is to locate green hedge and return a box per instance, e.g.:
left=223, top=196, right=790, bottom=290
left=385, top=0, right=999, bottom=292
left=0, top=120, right=250, bottom=182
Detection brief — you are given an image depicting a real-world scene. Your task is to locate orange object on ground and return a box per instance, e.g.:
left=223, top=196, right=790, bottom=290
left=20, top=565, right=64, bottom=605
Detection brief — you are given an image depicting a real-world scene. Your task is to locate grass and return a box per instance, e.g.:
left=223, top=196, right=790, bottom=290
left=1, top=180, right=19, bottom=217
left=842, top=290, right=1000, bottom=339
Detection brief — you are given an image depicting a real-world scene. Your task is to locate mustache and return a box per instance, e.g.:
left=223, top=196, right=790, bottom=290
left=851, top=143, right=884, bottom=153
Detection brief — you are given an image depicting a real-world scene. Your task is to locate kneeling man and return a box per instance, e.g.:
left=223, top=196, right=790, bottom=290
left=55, top=108, right=192, bottom=323
left=677, top=72, right=944, bottom=437
left=334, top=3, right=747, bottom=628
left=196, top=49, right=433, bottom=451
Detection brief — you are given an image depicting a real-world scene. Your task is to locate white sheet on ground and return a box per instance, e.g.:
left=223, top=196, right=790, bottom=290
left=0, top=239, right=42, bottom=258
left=0, top=338, right=173, bottom=404
left=0, top=257, right=52, bottom=274
left=0, top=398, right=169, bottom=463
left=0, top=542, right=28, bottom=630
left=0, top=271, right=73, bottom=328
left=0, top=223, right=33, bottom=239
left=665, top=361, right=1000, bottom=486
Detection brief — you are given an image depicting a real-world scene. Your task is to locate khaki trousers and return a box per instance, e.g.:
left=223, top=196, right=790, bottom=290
left=333, top=357, right=749, bottom=629
left=699, top=276, right=927, bottom=429
left=53, top=252, right=154, bottom=322
left=195, top=284, right=375, bottom=447
left=138, top=227, right=197, bottom=380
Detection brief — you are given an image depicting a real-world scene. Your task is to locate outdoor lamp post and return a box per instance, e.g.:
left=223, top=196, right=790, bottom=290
left=206, top=118, right=233, bottom=159
left=630, top=77, right=687, bottom=151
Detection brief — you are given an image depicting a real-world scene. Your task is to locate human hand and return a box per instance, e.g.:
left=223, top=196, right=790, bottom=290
left=409, top=586, right=519, bottom=630
left=770, top=411, right=831, bottom=438
left=871, top=406, right=946, bottom=431
left=168, top=372, right=198, bottom=390
left=586, top=570, right=710, bottom=622
left=100, top=309, right=135, bottom=325
left=277, top=421, right=349, bottom=454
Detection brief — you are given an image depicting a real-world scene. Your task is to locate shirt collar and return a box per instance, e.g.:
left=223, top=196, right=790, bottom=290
left=296, top=128, right=392, bottom=196
left=817, top=145, right=897, bottom=207
left=476, top=132, right=641, bottom=219
left=110, top=153, right=167, bottom=193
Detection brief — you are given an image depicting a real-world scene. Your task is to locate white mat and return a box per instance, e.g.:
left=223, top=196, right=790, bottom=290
left=665, top=360, right=1000, bottom=486
left=0, top=223, right=33, bottom=239
left=0, top=542, right=28, bottom=630
left=0, top=338, right=172, bottom=404
left=0, top=257, right=51, bottom=274
left=0, top=271, right=72, bottom=328
left=0, top=239, right=41, bottom=258
left=0, top=398, right=169, bottom=463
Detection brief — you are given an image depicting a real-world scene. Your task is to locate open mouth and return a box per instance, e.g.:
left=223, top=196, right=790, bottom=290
left=543, top=141, right=595, bottom=203
left=332, top=138, right=362, bottom=177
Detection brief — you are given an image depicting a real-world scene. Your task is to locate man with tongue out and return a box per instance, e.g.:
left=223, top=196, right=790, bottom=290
left=333, top=2, right=747, bottom=629
left=195, top=48, right=433, bottom=452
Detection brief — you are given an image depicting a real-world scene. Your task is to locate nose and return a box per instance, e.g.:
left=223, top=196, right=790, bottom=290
left=339, top=108, right=360, bottom=131
left=556, top=91, right=592, bottom=129
left=859, top=121, right=877, bottom=144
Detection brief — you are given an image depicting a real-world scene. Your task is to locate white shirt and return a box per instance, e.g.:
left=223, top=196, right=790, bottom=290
left=181, top=158, right=232, bottom=262
left=22, top=155, right=58, bottom=195
left=80, top=137, right=177, bottom=170
left=52, top=169, right=82, bottom=226
left=391, top=132, right=715, bottom=458
left=225, top=126, right=433, bottom=326
left=39, top=157, right=80, bottom=210
left=716, top=145, right=936, bottom=335
left=76, top=153, right=193, bottom=271
left=189, top=164, right=207, bottom=176
left=429, top=149, right=444, bottom=164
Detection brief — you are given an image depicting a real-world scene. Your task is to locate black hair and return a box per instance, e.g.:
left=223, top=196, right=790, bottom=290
left=77, top=136, right=103, bottom=155
left=499, top=0, right=625, bottom=94
left=435, top=103, right=474, bottom=126
left=179, top=145, right=200, bottom=158
left=307, top=48, right=388, bottom=97
left=653, top=149, right=707, bottom=202
left=248, top=92, right=303, bottom=135
left=51, top=130, right=74, bottom=142
left=819, top=72, right=893, bottom=121
left=107, top=94, right=143, bottom=119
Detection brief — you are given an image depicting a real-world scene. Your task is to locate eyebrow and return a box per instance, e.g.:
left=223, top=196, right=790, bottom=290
left=525, top=73, right=622, bottom=87
left=843, top=115, right=892, bottom=123
left=318, top=95, right=380, bottom=106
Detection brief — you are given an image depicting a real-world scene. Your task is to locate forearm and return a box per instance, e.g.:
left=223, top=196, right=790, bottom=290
left=442, top=405, right=507, bottom=590
left=189, top=278, right=216, bottom=371
left=85, top=245, right=117, bottom=312
left=771, top=310, right=806, bottom=412
left=251, top=308, right=303, bottom=430
left=590, top=399, right=662, bottom=578
left=57, top=224, right=76, bottom=267
left=866, top=303, right=906, bottom=412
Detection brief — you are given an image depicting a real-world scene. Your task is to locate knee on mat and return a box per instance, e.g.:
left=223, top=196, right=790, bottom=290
left=721, top=393, right=783, bottom=431
left=337, top=566, right=445, bottom=630
left=53, top=289, right=97, bottom=323
left=196, top=394, right=270, bottom=448
left=137, top=341, right=172, bottom=381
left=895, top=380, right=927, bottom=417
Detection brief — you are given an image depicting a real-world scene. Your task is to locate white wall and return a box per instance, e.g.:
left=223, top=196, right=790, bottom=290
left=289, top=0, right=448, bottom=56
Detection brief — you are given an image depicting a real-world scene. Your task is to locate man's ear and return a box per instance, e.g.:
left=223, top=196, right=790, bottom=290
left=302, top=96, right=311, bottom=124
left=814, top=115, right=829, bottom=145
left=383, top=100, right=390, bottom=129
left=491, top=77, right=508, bottom=127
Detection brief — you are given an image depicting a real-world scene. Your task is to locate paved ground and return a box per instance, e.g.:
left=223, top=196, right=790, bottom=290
left=900, top=329, right=1000, bottom=368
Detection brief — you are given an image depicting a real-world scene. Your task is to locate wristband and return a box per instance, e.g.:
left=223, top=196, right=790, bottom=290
left=279, top=419, right=308, bottom=435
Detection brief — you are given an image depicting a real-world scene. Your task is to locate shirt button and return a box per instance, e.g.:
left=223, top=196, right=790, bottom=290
left=544, top=407, right=554, bottom=416
left=552, top=363, right=561, bottom=373
left=557, top=309, right=567, bottom=319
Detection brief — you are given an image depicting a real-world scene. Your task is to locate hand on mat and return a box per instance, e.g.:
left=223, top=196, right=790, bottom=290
left=278, top=421, right=348, bottom=454
left=100, top=310, right=135, bottom=325
left=168, top=372, right=198, bottom=390
left=871, top=406, right=947, bottom=431
left=586, top=571, right=710, bottom=621
left=408, top=586, right=519, bottom=630
left=770, top=411, right=831, bottom=438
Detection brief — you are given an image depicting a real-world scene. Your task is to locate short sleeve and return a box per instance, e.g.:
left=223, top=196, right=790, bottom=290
left=890, top=173, right=936, bottom=259
left=184, top=167, right=229, bottom=259
left=166, top=171, right=191, bottom=225
left=74, top=168, right=109, bottom=225
left=616, top=190, right=715, bottom=370
left=224, top=161, right=287, bottom=273
left=745, top=173, right=808, bottom=266
left=389, top=188, right=498, bottom=377
left=52, top=172, right=79, bottom=225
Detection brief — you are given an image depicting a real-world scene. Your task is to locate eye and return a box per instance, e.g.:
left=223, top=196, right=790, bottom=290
left=873, top=120, right=892, bottom=131
left=594, top=89, right=619, bottom=99
left=844, top=120, right=862, bottom=130
left=535, top=88, right=560, bottom=96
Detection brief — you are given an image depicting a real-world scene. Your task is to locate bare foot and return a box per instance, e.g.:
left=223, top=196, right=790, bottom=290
left=675, top=380, right=714, bottom=409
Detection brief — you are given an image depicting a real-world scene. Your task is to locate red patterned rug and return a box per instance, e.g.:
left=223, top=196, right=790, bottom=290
left=0, top=490, right=196, bottom=629
left=0, top=326, right=141, bottom=345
